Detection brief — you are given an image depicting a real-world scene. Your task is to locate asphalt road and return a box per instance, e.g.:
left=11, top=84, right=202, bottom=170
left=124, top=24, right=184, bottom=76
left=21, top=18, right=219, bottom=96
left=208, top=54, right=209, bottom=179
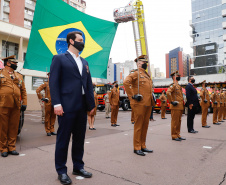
left=1, top=109, right=226, bottom=185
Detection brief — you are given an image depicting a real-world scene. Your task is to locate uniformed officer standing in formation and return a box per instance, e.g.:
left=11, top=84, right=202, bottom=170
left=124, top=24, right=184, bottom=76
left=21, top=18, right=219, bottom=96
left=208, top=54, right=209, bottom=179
left=36, top=72, right=57, bottom=136
left=159, top=90, right=167, bottom=119
left=218, top=88, right=224, bottom=123
left=104, top=90, right=111, bottom=119
left=166, top=71, right=186, bottom=142
left=109, top=81, right=120, bottom=127
left=124, top=55, right=154, bottom=156
left=199, top=80, right=211, bottom=128
left=0, top=55, right=27, bottom=157
left=210, top=86, right=221, bottom=125
left=223, top=89, right=226, bottom=120
left=38, top=91, right=45, bottom=124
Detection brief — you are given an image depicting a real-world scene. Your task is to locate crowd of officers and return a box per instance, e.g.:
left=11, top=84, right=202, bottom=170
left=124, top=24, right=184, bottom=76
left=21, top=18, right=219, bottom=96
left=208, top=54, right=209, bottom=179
left=1, top=54, right=226, bottom=158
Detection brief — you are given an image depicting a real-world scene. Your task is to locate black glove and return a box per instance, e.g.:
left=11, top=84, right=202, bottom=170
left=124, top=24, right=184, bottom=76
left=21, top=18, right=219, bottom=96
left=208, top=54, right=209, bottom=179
left=132, top=94, right=143, bottom=101
left=41, top=98, right=49, bottom=103
left=204, top=100, right=207, bottom=103
left=214, top=102, right=218, bottom=105
left=171, top=101, right=178, bottom=106
left=21, top=105, right=27, bottom=111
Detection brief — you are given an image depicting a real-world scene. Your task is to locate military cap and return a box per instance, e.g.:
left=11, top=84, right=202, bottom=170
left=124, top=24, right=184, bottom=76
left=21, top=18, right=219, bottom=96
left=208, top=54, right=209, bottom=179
left=1, top=55, right=18, bottom=63
left=200, top=80, right=206, bottom=84
left=170, top=70, right=181, bottom=77
left=134, top=55, right=148, bottom=63
left=112, top=81, right=118, bottom=85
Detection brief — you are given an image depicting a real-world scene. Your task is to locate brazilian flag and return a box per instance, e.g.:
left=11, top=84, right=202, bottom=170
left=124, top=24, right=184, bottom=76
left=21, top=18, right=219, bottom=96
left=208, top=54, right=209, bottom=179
left=24, top=0, right=118, bottom=79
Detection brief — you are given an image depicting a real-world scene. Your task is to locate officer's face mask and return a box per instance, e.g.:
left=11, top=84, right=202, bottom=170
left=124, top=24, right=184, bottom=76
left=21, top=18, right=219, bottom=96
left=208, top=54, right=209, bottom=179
left=8, top=62, right=18, bottom=70
left=141, top=63, right=147, bottom=70
left=176, top=76, right=180, bottom=81
left=72, top=40, right=84, bottom=52
left=191, top=79, right=195, bottom=84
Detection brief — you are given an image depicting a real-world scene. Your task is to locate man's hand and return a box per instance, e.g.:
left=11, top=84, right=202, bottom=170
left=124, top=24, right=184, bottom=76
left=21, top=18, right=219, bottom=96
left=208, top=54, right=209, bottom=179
left=189, top=104, right=193, bottom=110
left=21, top=105, right=27, bottom=111
left=54, top=106, right=64, bottom=116
left=171, top=101, right=178, bottom=106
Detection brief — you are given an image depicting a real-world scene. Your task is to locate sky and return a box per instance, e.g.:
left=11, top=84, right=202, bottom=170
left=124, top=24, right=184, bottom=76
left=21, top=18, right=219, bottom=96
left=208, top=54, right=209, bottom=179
left=85, top=0, right=193, bottom=75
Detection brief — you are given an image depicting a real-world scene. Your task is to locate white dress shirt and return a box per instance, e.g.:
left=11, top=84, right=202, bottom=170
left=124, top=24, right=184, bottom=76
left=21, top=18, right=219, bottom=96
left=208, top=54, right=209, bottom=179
left=54, top=50, right=85, bottom=108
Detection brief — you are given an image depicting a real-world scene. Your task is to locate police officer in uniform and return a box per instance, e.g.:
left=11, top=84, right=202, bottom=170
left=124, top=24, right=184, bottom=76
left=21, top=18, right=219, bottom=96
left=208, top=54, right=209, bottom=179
left=109, top=81, right=120, bottom=127
left=166, top=71, right=186, bottom=141
left=199, top=80, right=211, bottom=128
left=223, top=89, right=226, bottom=120
left=0, top=55, right=27, bottom=157
left=36, top=72, right=57, bottom=136
left=124, top=55, right=154, bottom=156
left=104, top=91, right=111, bottom=118
left=210, top=86, right=220, bottom=125
left=159, top=90, right=167, bottom=119
left=218, top=88, right=224, bottom=123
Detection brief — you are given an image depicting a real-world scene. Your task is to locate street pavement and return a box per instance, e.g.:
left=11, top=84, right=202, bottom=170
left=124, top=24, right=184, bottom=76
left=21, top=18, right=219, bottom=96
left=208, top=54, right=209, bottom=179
left=1, top=109, right=226, bottom=185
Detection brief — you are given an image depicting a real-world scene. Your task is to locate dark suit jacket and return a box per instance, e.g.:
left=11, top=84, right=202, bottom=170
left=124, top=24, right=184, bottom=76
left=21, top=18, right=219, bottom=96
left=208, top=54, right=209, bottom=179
left=185, top=83, right=199, bottom=107
left=49, top=51, right=95, bottom=113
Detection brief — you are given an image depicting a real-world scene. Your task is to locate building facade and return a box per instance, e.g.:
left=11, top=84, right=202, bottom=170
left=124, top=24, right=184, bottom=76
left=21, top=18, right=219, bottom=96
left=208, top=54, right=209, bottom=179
left=166, top=47, right=191, bottom=78
left=0, top=0, right=86, bottom=110
left=190, top=0, right=226, bottom=75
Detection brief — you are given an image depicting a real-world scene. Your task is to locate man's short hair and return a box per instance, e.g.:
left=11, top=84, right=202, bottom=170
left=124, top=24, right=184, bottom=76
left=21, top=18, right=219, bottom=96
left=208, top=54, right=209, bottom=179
left=66, top=31, right=83, bottom=48
left=187, top=75, right=193, bottom=82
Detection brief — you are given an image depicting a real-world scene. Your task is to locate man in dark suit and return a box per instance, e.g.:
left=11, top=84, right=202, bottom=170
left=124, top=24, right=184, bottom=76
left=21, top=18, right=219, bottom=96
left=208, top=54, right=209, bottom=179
left=49, top=31, right=95, bottom=185
left=186, top=76, right=199, bottom=133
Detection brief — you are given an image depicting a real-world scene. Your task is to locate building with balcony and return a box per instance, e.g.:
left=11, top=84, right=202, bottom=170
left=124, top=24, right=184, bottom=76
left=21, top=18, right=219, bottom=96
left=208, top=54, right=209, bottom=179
left=166, top=47, right=191, bottom=78
left=190, top=0, right=226, bottom=75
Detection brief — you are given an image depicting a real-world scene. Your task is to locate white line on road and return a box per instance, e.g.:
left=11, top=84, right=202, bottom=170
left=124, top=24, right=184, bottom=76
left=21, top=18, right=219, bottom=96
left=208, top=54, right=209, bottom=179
left=76, top=176, right=84, bottom=180
left=85, top=142, right=90, bottom=144
left=203, top=146, right=212, bottom=149
left=19, top=154, right=26, bottom=157
left=124, top=134, right=128, bottom=135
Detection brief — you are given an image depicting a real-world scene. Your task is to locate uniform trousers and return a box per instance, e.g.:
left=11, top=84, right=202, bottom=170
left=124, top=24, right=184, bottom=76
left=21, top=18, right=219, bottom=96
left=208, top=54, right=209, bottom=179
left=45, top=105, right=56, bottom=133
left=213, top=107, right=219, bottom=123
left=218, top=106, right=224, bottom=122
left=131, top=105, right=152, bottom=150
left=161, top=106, right=166, bottom=118
left=0, top=106, right=20, bottom=153
left=55, top=97, right=87, bottom=175
left=223, top=107, right=226, bottom=120
left=201, top=106, right=208, bottom=126
left=131, top=109, right=135, bottom=123
left=105, top=103, right=110, bottom=117
left=171, top=110, right=183, bottom=139
left=111, top=105, right=119, bottom=124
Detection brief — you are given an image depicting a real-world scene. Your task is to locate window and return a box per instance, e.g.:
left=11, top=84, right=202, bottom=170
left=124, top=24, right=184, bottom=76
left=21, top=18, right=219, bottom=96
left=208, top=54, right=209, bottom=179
left=24, top=19, right=32, bottom=28
left=32, top=77, right=47, bottom=90
left=2, top=40, right=19, bottom=59
left=24, top=8, right=34, bottom=16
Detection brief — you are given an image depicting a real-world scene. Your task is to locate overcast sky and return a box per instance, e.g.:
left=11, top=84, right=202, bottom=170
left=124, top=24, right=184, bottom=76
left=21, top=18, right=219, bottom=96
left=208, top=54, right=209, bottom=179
left=85, top=0, right=193, bottom=75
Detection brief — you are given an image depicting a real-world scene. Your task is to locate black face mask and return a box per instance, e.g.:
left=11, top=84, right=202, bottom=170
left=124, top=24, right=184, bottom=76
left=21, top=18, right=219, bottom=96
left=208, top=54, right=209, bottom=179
left=72, top=40, right=84, bottom=51
left=115, top=84, right=118, bottom=88
left=191, top=79, right=195, bottom=83
left=176, top=76, right=180, bottom=81
left=9, top=63, right=17, bottom=70
left=141, top=63, right=147, bottom=70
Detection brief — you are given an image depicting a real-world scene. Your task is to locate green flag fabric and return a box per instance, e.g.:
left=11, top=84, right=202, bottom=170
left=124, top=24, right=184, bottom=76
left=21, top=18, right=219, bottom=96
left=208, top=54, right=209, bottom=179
left=24, top=0, right=118, bottom=79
